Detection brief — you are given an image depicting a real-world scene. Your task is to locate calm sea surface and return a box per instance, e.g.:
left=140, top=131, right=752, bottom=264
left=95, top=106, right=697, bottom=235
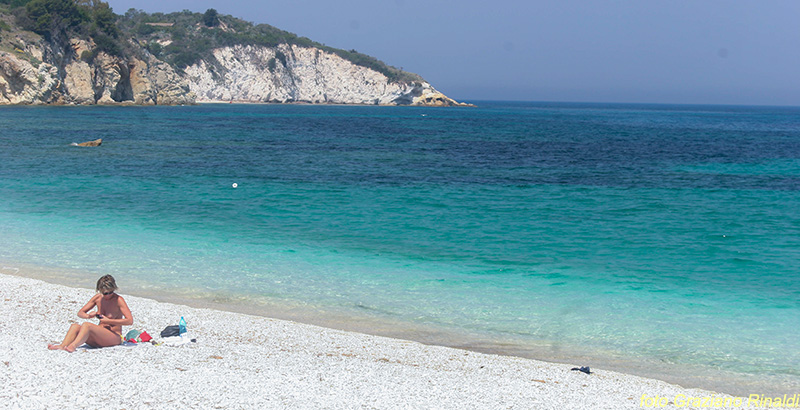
left=1, top=102, right=798, bottom=394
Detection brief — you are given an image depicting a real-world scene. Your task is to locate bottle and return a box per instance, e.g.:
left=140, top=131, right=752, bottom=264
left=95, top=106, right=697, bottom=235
left=179, top=316, right=187, bottom=336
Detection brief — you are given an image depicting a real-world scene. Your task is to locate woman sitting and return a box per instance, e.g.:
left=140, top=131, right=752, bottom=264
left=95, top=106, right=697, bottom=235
left=48, top=275, right=133, bottom=352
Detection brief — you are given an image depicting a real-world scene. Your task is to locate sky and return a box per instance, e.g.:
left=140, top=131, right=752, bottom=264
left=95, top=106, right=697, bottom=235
left=105, top=0, right=800, bottom=106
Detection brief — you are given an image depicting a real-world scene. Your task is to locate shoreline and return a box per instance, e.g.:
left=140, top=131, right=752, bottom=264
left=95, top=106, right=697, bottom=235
left=194, top=99, right=477, bottom=107
left=0, top=271, right=742, bottom=409
left=1, top=260, right=795, bottom=398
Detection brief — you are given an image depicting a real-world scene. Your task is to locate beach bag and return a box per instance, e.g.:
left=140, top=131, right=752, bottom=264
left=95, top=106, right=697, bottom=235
left=160, top=325, right=180, bottom=338
left=139, top=331, right=152, bottom=342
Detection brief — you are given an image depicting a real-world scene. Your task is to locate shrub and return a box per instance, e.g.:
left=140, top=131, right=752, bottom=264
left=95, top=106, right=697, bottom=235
left=93, top=31, right=119, bottom=55
left=145, top=41, right=161, bottom=56
left=275, top=50, right=286, bottom=66
left=202, top=8, right=218, bottom=27
left=80, top=49, right=93, bottom=62
left=135, top=23, right=155, bottom=35
left=169, top=25, right=185, bottom=40
left=170, top=49, right=200, bottom=68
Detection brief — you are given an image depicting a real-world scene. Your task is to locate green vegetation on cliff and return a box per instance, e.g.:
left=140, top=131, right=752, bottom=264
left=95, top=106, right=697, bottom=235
left=0, top=0, right=423, bottom=83
left=117, top=8, right=421, bottom=82
left=0, top=0, right=122, bottom=57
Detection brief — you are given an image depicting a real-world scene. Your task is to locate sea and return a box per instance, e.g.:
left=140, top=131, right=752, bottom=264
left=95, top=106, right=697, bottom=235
left=1, top=101, right=798, bottom=395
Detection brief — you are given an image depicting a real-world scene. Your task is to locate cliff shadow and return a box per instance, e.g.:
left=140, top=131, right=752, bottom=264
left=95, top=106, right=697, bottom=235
left=111, top=62, right=134, bottom=102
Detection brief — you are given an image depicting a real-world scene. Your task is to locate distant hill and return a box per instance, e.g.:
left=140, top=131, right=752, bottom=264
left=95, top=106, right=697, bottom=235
left=0, top=0, right=468, bottom=106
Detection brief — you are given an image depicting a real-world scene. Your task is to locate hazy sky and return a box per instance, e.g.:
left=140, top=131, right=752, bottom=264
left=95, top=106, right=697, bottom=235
left=106, top=0, right=800, bottom=106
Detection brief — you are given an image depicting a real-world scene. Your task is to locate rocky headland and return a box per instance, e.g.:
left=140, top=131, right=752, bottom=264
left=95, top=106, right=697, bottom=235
left=0, top=5, right=468, bottom=107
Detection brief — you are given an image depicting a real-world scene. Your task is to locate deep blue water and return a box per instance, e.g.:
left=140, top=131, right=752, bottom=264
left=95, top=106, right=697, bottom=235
left=1, top=101, right=798, bottom=394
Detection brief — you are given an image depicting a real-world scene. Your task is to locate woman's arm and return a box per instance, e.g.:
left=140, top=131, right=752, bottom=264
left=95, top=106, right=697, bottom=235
left=99, top=296, right=133, bottom=326
left=77, top=294, right=99, bottom=319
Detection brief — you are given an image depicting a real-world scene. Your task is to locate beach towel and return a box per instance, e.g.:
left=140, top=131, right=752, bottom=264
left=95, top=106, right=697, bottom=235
left=160, top=336, right=194, bottom=346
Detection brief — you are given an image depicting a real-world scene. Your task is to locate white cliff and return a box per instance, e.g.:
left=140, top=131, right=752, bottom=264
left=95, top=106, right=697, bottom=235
left=184, top=44, right=467, bottom=106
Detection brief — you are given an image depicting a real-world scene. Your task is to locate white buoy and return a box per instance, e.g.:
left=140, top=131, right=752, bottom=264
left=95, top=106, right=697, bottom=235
left=232, top=183, right=238, bottom=188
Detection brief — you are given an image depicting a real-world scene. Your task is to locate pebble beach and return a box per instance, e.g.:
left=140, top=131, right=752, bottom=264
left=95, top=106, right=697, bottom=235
left=0, top=273, right=741, bottom=410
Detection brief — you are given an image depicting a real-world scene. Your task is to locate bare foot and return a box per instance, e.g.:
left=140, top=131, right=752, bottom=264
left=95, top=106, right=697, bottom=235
left=64, top=345, right=76, bottom=353
left=47, top=344, right=64, bottom=350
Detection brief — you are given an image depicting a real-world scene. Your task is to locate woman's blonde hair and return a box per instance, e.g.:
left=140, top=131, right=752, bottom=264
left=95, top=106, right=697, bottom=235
left=96, top=275, right=118, bottom=293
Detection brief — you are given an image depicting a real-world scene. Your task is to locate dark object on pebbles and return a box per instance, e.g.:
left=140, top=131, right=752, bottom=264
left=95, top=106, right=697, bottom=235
left=160, top=325, right=180, bottom=337
left=571, top=366, right=591, bottom=374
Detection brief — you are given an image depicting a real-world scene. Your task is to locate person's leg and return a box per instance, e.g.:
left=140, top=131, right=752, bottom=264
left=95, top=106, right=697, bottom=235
left=48, top=323, right=80, bottom=350
left=85, top=324, right=123, bottom=348
left=64, top=323, right=120, bottom=352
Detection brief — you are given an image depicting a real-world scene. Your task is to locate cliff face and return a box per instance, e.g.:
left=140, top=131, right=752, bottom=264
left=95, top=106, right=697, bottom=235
left=0, top=38, right=59, bottom=104
left=0, top=37, right=194, bottom=105
left=185, top=44, right=465, bottom=106
left=1, top=37, right=464, bottom=106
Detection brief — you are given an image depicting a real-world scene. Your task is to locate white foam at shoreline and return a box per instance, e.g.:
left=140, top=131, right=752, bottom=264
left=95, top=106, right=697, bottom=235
left=0, top=273, right=743, bottom=409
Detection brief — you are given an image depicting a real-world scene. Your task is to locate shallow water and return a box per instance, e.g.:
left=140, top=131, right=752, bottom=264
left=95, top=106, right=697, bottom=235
left=1, top=102, right=798, bottom=394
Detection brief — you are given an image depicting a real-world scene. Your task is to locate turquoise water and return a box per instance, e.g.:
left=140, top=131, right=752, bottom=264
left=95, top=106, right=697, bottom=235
left=1, top=102, right=799, bottom=394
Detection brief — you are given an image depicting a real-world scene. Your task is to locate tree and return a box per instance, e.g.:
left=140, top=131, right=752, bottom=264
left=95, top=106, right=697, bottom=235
left=92, top=1, right=117, bottom=37
left=202, top=8, right=218, bottom=27
left=25, top=0, right=89, bottom=40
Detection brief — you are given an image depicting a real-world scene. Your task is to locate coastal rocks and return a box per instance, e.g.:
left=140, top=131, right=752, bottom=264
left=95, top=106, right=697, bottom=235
left=62, top=40, right=95, bottom=104
left=93, top=53, right=128, bottom=104
left=62, top=59, right=95, bottom=104
left=184, top=44, right=466, bottom=106
left=412, top=90, right=472, bottom=107
left=75, top=138, right=102, bottom=147
left=132, top=56, right=195, bottom=106
left=86, top=51, right=194, bottom=106
left=0, top=51, right=59, bottom=105
left=1, top=35, right=460, bottom=106
left=0, top=37, right=195, bottom=106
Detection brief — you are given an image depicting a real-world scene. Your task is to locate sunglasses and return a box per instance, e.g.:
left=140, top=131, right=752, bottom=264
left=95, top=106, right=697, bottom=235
left=102, top=291, right=114, bottom=295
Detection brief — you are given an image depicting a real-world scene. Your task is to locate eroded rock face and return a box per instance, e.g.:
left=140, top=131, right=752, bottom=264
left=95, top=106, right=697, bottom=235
left=143, top=57, right=195, bottom=105
left=1, top=37, right=463, bottom=106
left=0, top=38, right=195, bottom=105
left=62, top=40, right=96, bottom=104
left=0, top=51, right=59, bottom=105
left=184, top=45, right=468, bottom=106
